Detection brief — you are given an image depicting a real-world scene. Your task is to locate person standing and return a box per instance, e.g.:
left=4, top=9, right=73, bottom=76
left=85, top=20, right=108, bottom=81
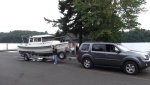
left=52, top=45, right=58, bottom=64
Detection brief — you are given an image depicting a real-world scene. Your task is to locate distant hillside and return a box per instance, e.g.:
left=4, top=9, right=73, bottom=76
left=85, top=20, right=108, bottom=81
left=1, top=28, right=150, bottom=43
left=0, top=30, right=48, bottom=43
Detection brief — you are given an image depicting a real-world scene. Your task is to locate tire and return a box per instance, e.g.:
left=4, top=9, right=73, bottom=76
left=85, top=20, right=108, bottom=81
left=23, top=54, right=30, bottom=61
left=82, top=58, right=93, bottom=69
left=123, top=61, right=139, bottom=75
left=58, top=52, right=66, bottom=60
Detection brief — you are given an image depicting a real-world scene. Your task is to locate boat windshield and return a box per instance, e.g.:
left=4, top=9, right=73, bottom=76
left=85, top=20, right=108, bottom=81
left=117, top=45, right=130, bottom=52
left=42, top=37, right=55, bottom=42
left=34, top=38, right=41, bottom=42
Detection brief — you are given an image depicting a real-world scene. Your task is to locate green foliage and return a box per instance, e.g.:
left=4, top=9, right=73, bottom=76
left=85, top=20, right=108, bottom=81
left=0, top=30, right=47, bottom=43
left=45, top=0, right=146, bottom=43
left=44, top=0, right=78, bottom=35
left=44, top=0, right=85, bottom=45
left=1, top=29, right=150, bottom=43
left=54, top=30, right=63, bottom=37
left=73, top=0, right=146, bottom=42
left=122, top=29, right=150, bottom=42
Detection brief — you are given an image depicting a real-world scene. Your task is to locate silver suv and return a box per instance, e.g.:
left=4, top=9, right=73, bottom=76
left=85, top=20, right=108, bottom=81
left=77, top=42, right=150, bottom=75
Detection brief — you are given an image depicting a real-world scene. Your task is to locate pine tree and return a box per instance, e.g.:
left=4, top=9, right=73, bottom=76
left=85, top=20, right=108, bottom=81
left=44, top=0, right=147, bottom=43
left=44, top=0, right=84, bottom=45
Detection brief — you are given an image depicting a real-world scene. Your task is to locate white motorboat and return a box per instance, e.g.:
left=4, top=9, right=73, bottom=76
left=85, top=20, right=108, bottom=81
left=18, top=34, right=69, bottom=60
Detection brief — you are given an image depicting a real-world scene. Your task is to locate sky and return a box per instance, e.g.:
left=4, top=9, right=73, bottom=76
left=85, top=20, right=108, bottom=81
left=0, top=0, right=150, bottom=34
left=0, top=0, right=60, bottom=34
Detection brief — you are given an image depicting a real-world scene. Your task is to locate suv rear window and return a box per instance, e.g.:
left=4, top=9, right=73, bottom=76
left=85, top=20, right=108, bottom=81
left=81, top=44, right=90, bottom=51
left=92, top=44, right=105, bottom=51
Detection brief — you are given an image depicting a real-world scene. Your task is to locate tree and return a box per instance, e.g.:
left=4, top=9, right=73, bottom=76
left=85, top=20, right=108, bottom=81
left=0, top=30, right=46, bottom=43
left=44, top=0, right=75, bottom=34
left=54, top=29, right=62, bottom=37
left=122, top=28, right=150, bottom=42
left=73, top=0, right=146, bottom=42
left=44, top=0, right=84, bottom=45
left=45, top=0, right=146, bottom=43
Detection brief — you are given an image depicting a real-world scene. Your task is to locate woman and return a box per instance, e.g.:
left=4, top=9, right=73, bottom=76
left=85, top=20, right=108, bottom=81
left=52, top=45, right=58, bottom=64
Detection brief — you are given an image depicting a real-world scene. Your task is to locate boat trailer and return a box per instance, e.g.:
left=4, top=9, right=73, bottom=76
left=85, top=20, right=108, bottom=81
left=20, top=51, right=67, bottom=61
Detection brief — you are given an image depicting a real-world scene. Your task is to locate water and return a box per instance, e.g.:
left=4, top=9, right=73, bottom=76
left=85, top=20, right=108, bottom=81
left=0, top=43, right=21, bottom=50
left=121, top=42, right=150, bottom=52
left=0, top=42, right=150, bottom=52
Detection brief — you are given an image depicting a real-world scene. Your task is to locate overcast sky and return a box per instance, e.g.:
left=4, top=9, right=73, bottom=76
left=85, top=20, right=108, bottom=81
left=0, top=0, right=150, bottom=34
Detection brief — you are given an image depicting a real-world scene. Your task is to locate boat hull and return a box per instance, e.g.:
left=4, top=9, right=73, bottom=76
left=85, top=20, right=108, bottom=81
left=18, top=43, right=69, bottom=56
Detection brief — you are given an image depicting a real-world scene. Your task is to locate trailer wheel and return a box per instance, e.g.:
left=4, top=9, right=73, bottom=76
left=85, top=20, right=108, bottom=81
left=58, top=52, right=66, bottom=60
left=23, top=53, right=30, bottom=61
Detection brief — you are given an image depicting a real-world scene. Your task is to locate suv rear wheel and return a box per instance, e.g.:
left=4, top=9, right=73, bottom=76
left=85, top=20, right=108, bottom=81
left=123, top=61, right=139, bottom=75
left=82, top=58, right=93, bottom=69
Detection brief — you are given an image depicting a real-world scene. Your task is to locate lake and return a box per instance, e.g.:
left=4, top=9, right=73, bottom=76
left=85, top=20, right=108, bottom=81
left=0, top=43, right=20, bottom=51
left=0, top=42, right=150, bottom=52
left=121, top=42, right=150, bottom=52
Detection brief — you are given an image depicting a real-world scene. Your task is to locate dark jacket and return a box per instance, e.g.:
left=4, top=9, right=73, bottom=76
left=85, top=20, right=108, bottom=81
left=53, top=48, right=57, bottom=55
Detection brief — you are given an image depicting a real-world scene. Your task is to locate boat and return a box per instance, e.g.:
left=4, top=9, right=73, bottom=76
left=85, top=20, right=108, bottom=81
left=18, top=34, right=69, bottom=60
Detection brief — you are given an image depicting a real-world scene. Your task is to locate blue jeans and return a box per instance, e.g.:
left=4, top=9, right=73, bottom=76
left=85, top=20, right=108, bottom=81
left=53, top=55, right=57, bottom=64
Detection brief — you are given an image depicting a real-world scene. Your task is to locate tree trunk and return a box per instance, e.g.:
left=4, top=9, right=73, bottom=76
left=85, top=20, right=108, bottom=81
left=79, top=21, right=82, bottom=46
